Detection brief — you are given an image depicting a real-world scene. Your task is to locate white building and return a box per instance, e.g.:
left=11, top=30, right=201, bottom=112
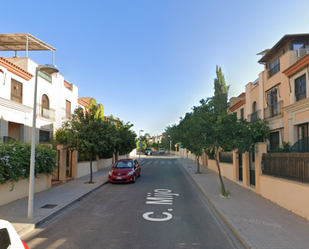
left=0, top=33, right=79, bottom=143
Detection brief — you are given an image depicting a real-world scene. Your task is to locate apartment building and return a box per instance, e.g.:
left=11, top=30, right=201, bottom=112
left=0, top=33, right=79, bottom=144
left=230, top=33, right=309, bottom=151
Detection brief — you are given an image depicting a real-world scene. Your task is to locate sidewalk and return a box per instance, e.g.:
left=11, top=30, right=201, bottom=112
left=177, top=157, right=309, bottom=249
left=0, top=167, right=110, bottom=237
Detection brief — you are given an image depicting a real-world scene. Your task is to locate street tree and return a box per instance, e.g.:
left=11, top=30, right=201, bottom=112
left=139, top=133, right=151, bottom=150
left=177, top=110, right=204, bottom=174
left=112, top=121, right=137, bottom=161
left=60, top=106, right=113, bottom=183
left=162, top=125, right=179, bottom=152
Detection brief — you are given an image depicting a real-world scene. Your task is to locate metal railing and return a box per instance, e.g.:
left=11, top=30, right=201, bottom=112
left=264, top=101, right=283, bottom=119
left=268, top=63, right=280, bottom=78
left=219, top=151, right=233, bottom=164
left=2, top=136, right=16, bottom=143
left=247, top=110, right=261, bottom=122
left=262, top=153, right=309, bottom=184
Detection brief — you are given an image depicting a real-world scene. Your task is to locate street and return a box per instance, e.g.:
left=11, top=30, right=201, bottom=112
left=24, top=154, right=244, bottom=249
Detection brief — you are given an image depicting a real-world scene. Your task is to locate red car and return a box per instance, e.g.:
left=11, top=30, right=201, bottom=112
left=108, top=159, right=141, bottom=183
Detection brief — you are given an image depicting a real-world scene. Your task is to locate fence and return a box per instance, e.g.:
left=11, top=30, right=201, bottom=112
left=219, top=151, right=233, bottom=164
left=262, top=153, right=309, bottom=183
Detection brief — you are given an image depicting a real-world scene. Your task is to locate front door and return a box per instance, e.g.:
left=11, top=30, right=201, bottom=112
left=238, top=153, right=243, bottom=181
left=249, top=150, right=255, bottom=186
left=66, top=150, right=73, bottom=179
left=52, top=150, right=60, bottom=182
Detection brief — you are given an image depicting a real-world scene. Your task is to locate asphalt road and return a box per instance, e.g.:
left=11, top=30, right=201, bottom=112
left=24, top=155, right=244, bottom=249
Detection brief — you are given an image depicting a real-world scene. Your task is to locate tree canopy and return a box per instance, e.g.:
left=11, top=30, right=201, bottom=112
left=164, top=66, right=269, bottom=197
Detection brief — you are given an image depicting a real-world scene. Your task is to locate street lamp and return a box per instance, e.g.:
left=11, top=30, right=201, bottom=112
left=139, top=129, right=144, bottom=161
left=168, top=135, right=171, bottom=156
left=28, top=64, right=59, bottom=219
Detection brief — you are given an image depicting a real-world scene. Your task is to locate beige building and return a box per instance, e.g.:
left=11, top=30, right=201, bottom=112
left=231, top=34, right=309, bottom=151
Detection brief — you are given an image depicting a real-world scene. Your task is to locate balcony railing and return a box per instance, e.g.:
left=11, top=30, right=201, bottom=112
left=268, top=63, right=280, bottom=78
left=38, top=70, right=52, bottom=83
left=37, top=104, right=55, bottom=121
left=264, top=101, right=283, bottom=119
left=247, top=110, right=261, bottom=122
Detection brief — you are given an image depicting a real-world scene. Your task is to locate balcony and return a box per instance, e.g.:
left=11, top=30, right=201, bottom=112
left=247, top=110, right=261, bottom=122
left=37, top=104, right=55, bottom=121
left=264, top=101, right=283, bottom=119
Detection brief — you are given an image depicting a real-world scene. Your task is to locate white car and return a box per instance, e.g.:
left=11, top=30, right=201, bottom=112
left=0, top=219, right=29, bottom=249
left=145, top=148, right=152, bottom=155
left=159, top=148, right=165, bottom=154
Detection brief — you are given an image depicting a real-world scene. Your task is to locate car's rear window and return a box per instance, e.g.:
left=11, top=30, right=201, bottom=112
left=114, top=161, right=133, bottom=168
left=0, top=228, right=11, bottom=249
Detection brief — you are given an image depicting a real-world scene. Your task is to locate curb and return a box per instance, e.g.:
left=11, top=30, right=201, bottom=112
left=177, top=158, right=253, bottom=249
left=19, top=179, right=109, bottom=237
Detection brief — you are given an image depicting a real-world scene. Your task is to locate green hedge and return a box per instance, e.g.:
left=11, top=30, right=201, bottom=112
left=0, top=141, right=57, bottom=189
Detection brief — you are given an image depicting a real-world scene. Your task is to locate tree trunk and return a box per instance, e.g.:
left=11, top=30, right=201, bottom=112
left=196, top=155, right=201, bottom=174
left=89, top=153, right=93, bottom=183
left=214, top=150, right=226, bottom=196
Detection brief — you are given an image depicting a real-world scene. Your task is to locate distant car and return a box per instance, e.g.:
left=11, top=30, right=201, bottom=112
left=0, top=219, right=29, bottom=249
left=108, top=159, right=141, bottom=183
left=145, top=148, right=152, bottom=155
left=159, top=148, right=165, bottom=154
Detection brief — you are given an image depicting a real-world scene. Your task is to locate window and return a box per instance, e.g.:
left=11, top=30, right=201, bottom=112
left=266, top=88, right=279, bottom=117
left=269, top=131, right=279, bottom=151
left=66, top=100, right=71, bottom=119
left=0, top=228, right=11, bottom=248
left=11, top=79, right=23, bottom=103
left=297, top=123, right=309, bottom=141
left=41, top=94, right=50, bottom=118
left=240, top=108, right=244, bottom=119
left=252, top=101, right=257, bottom=112
left=251, top=101, right=258, bottom=122
left=295, top=74, right=306, bottom=102
left=39, top=130, right=50, bottom=142
left=267, top=54, right=281, bottom=78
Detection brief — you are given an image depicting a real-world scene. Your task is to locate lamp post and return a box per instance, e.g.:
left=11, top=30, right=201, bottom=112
left=168, top=135, right=171, bottom=156
left=139, top=129, right=144, bottom=161
left=28, top=64, right=59, bottom=219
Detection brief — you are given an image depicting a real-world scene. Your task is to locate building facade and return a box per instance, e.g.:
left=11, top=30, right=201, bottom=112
left=230, top=34, right=309, bottom=151
left=0, top=34, right=79, bottom=144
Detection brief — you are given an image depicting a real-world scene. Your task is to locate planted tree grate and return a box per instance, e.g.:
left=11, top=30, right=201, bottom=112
left=40, top=204, right=58, bottom=209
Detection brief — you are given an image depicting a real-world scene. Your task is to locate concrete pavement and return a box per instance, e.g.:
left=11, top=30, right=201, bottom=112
left=0, top=167, right=110, bottom=237
left=178, top=157, right=309, bottom=249
left=0, top=155, right=309, bottom=248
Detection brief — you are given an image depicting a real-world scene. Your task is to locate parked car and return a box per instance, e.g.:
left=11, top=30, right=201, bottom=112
left=159, top=148, right=165, bottom=154
left=0, top=219, right=29, bottom=249
left=145, top=148, right=152, bottom=155
left=108, top=159, right=141, bottom=183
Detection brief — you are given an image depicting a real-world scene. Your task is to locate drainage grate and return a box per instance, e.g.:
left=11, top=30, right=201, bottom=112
left=41, top=204, right=58, bottom=209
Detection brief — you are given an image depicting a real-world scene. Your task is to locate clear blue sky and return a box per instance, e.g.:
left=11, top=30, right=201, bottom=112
left=1, top=0, right=309, bottom=137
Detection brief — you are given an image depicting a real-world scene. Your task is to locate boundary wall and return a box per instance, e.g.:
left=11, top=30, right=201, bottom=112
left=177, top=144, right=309, bottom=220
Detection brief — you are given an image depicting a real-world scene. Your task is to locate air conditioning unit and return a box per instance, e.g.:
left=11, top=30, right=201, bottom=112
left=297, top=48, right=307, bottom=58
